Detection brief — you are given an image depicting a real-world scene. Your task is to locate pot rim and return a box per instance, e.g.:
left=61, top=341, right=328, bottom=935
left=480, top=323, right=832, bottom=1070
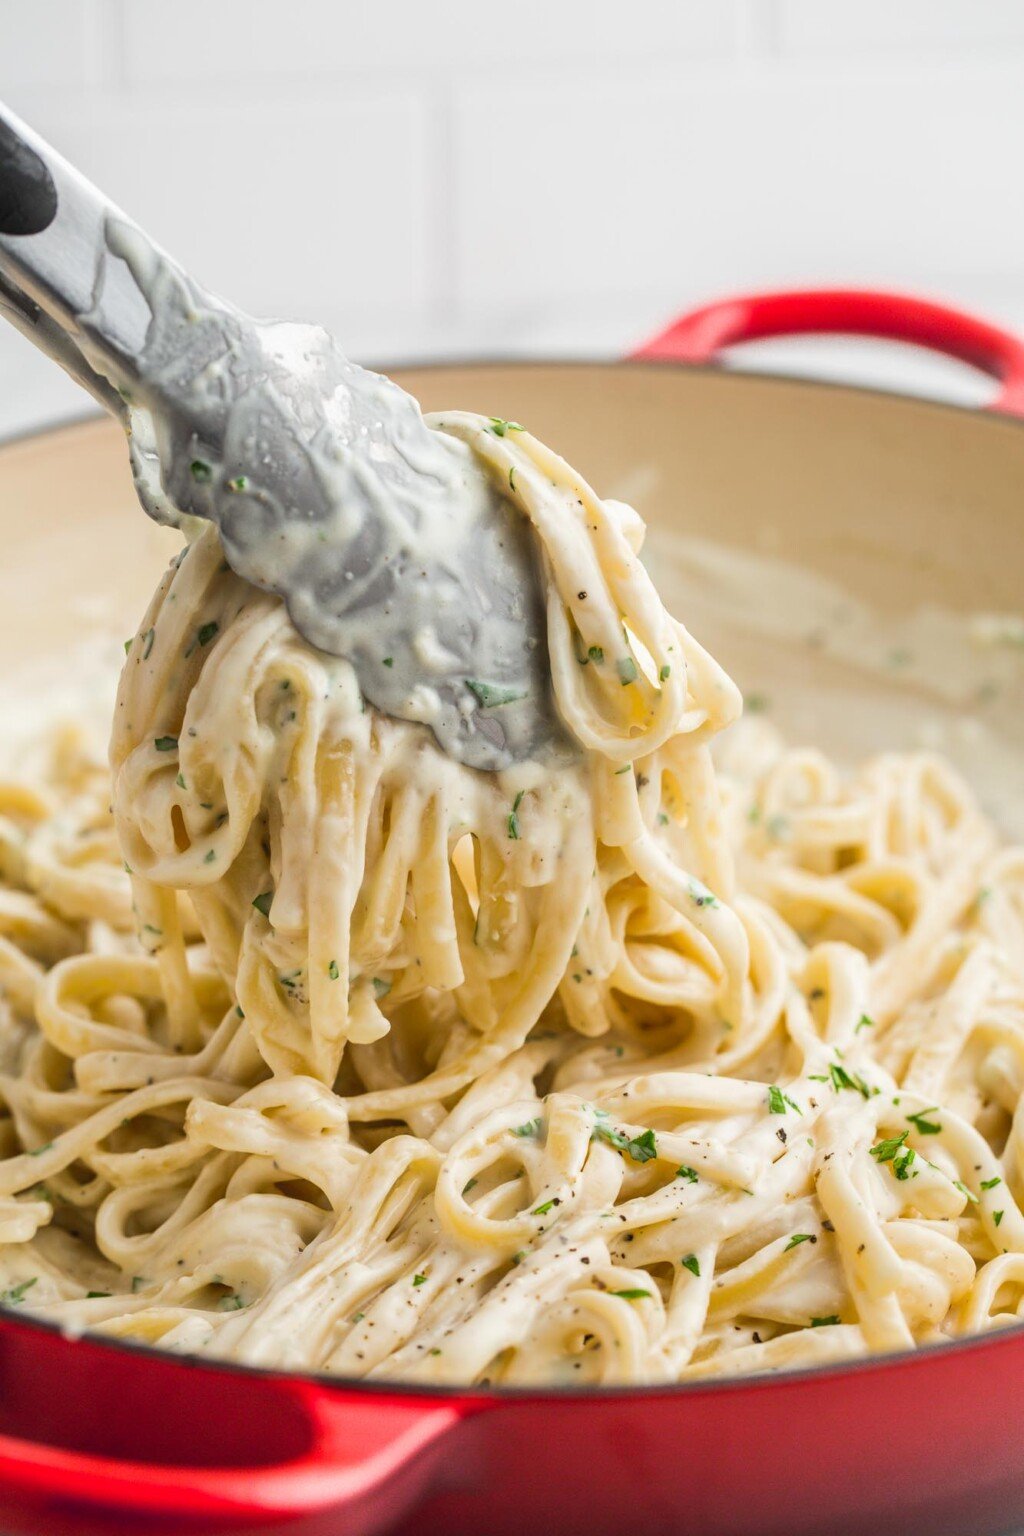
left=3, top=351, right=1024, bottom=459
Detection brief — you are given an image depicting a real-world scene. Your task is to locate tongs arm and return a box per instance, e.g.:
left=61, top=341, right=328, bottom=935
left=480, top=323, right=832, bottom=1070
left=0, top=102, right=159, bottom=418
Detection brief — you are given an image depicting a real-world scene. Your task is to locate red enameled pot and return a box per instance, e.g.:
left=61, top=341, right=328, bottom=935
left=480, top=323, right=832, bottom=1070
left=2, top=289, right=1024, bottom=1536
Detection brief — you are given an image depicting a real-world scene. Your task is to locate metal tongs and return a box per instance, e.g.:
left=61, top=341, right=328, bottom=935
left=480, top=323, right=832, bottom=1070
left=0, top=103, right=560, bottom=771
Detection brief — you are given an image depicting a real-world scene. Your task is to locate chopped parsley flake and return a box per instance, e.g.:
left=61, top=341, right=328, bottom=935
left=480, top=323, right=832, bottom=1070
left=154, top=735, right=178, bottom=752
left=676, top=1165, right=698, bottom=1183
left=466, top=679, right=526, bottom=709
left=0, top=1278, right=36, bottom=1305
left=328, top=960, right=340, bottom=980
left=217, top=1293, right=245, bottom=1311
left=487, top=417, right=524, bottom=437
left=175, top=772, right=187, bottom=789
left=811, top=1315, right=840, bottom=1327
left=680, top=1253, right=700, bottom=1277
left=785, top=1233, right=814, bottom=1251
left=252, top=891, right=273, bottom=917
left=372, top=976, right=392, bottom=1000
left=659, top=664, right=671, bottom=681
left=512, top=1118, right=542, bottom=1139
left=592, top=1121, right=658, bottom=1163
left=533, top=1200, right=556, bottom=1216
left=203, top=849, right=216, bottom=864
left=124, top=638, right=132, bottom=655
left=612, top=1288, right=651, bottom=1300
left=688, top=880, right=719, bottom=909
left=588, top=645, right=604, bottom=663
left=870, top=1131, right=909, bottom=1165
left=767, top=1084, right=802, bottom=1115
left=856, top=1013, right=875, bottom=1033
left=906, top=1107, right=942, bottom=1135
left=227, top=476, right=248, bottom=493
left=382, top=657, right=394, bottom=667
left=198, top=621, right=219, bottom=647
left=994, top=1210, right=1005, bottom=1226
left=829, top=1062, right=873, bottom=1099
left=616, top=656, right=638, bottom=686
left=507, top=789, right=525, bottom=840
left=412, top=1273, right=427, bottom=1287
left=953, top=1180, right=979, bottom=1204
left=981, top=1176, right=1002, bottom=1191
left=189, top=459, right=212, bottom=483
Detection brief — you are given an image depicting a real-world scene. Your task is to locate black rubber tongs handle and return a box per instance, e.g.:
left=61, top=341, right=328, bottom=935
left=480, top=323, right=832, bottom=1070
left=0, top=103, right=169, bottom=416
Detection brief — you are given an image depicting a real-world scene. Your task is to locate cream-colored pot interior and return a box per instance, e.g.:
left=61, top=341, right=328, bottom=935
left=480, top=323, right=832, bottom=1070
left=3, top=363, right=1024, bottom=831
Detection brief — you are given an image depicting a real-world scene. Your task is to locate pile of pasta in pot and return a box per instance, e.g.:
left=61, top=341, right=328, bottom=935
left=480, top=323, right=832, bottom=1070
left=0, top=412, right=1022, bottom=1386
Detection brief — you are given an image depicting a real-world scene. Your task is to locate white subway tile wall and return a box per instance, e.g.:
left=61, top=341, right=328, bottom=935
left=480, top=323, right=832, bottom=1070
left=2, top=0, right=1024, bottom=435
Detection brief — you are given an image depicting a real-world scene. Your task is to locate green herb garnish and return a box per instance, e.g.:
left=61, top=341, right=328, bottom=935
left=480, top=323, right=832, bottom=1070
left=592, top=1121, right=657, bottom=1163
left=617, top=656, right=638, bottom=686
left=189, top=460, right=212, bottom=483
left=676, top=1165, right=698, bottom=1183
left=785, top=1233, right=814, bottom=1251
left=154, top=735, right=178, bottom=752
left=512, top=1118, right=542, bottom=1139
left=680, top=1254, right=700, bottom=1277
left=1, top=1277, right=36, bottom=1305
left=906, top=1108, right=942, bottom=1135
left=252, top=891, right=273, bottom=917
left=488, top=417, right=524, bottom=437
left=198, top=621, right=219, bottom=647
left=829, top=1062, right=873, bottom=1100
left=328, top=960, right=340, bottom=980
left=870, top=1131, right=909, bottom=1164
left=612, top=1288, right=651, bottom=1300
left=466, top=679, right=527, bottom=709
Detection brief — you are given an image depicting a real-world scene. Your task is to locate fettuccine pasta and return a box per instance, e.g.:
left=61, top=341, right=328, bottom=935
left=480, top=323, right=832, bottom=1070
left=0, top=413, right=1020, bottom=1385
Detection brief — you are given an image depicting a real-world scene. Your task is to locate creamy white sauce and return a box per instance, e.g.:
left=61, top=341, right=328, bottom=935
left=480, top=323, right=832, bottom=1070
left=95, top=221, right=563, bottom=770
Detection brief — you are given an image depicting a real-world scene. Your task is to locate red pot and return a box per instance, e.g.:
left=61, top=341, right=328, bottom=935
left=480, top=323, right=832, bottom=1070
left=2, top=288, right=1024, bottom=1536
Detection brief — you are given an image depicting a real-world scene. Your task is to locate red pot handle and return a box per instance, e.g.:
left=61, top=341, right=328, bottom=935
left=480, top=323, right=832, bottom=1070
left=0, top=1375, right=464, bottom=1524
left=632, top=288, right=1024, bottom=418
